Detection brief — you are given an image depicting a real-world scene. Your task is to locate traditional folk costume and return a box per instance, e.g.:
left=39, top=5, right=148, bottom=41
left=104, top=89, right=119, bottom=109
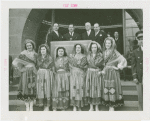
left=36, top=44, right=54, bottom=108
left=52, top=48, right=70, bottom=110
left=13, top=41, right=37, bottom=101
left=102, top=37, right=127, bottom=108
left=69, top=44, right=88, bottom=108
left=86, top=42, right=104, bottom=105
left=12, top=39, right=37, bottom=111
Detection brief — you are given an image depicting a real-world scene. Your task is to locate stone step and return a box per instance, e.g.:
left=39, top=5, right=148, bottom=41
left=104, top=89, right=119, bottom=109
left=122, top=86, right=136, bottom=91
left=9, top=101, right=138, bottom=111
left=9, top=99, right=138, bottom=107
left=123, top=91, right=137, bottom=95
left=121, top=81, right=136, bottom=86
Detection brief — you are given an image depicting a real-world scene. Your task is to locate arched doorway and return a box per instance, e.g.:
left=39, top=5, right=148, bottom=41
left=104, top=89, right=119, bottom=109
left=21, top=9, right=143, bottom=54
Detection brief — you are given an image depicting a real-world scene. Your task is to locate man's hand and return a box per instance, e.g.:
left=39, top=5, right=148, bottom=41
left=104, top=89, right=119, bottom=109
left=133, top=78, right=139, bottom=84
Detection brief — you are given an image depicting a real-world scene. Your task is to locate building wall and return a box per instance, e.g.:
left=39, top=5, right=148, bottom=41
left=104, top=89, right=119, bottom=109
left=9, top=9, right=143, bottom=58
left=9, top=9, right=32, bottom=59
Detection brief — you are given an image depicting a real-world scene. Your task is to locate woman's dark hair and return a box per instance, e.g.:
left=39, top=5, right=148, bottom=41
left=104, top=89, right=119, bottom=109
left=56, top=47, right=67, bottom=58
left=73, top=44, right=84, bottom=54
left=38, top=44, right=50, bottom=56
left=89, top=43, right=101, bottom=53
left=25, top=42, right=35, bottom=50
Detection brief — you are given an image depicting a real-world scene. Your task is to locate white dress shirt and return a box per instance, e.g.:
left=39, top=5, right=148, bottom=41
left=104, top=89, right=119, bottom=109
left=69, top=32, right=74, bottom=36
left=54, top=30, right=59, bottom=36
left=87, top=29, right=91, bottom=36
left=95, top=30, right=100, bottom=36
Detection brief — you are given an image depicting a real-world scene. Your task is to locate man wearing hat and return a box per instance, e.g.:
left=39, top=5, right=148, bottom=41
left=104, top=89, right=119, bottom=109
left=131, top=30, right=143, bottom=111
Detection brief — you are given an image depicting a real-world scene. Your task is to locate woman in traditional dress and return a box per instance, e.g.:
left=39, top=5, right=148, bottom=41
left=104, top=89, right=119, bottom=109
left=86, top=41, right=104, bottom=111
left=52, top=47, right=70, bottom=111
left=12, top=39, right=37, bottom=111
left=36, top=44, right=54, bottom=111
left=102, top=37, right=127, bottom=111
left=69, top=44, right=88, bottom=111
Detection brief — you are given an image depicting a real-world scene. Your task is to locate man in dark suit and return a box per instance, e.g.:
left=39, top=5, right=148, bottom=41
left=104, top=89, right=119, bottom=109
left=131, top=30, right=143, bottom=111
left=93, top=23, right=107, bottom=48
left=82, top=22, right=95, bottom=40
left=114, top=31, right=123, bottom=54
left=47, top=23, right=63, bottom=47
left=63, top=24, right=81, bottom=41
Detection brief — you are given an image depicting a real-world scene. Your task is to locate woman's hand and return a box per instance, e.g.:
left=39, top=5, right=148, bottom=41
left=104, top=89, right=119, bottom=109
left=25, top=65, right=33, bottom=68
left=101, top=70, right=105, bottom=75
left=98, top=71, right=101, bottom=75
left=14, top=67, right=19, bottom=70
left=112, top=66, right=119, bottom=70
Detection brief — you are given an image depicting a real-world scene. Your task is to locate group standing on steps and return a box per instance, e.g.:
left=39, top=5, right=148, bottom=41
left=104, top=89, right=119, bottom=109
left=12, top=21, right=143, bottom=111
left=12, top=37, right=128, bottom=111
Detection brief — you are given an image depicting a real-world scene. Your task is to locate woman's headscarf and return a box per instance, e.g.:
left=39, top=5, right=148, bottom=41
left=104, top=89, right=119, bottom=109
left=87, top=41, right=102, bottom=54
left=103, top=37, right=116, bottom=52
left=102, top=37, right=117, bottom=64
left=24, top=39, right=36, bottom=50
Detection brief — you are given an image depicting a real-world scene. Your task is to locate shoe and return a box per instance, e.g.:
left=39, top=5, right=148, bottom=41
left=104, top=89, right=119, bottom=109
left=44, top=106, right=49, bottom=111
left=25, top=102, right=30, bottom=111
left=29, top=101, right=33, bottom=111
left=95, top=108, right=99, bottom=111
left=73, top=106, right=77, bottom=111
left=89, top=108, right=94, bottom=111
left=109, top=107, right=114, bottom=111
left=95, top=105, right=99, bottom=111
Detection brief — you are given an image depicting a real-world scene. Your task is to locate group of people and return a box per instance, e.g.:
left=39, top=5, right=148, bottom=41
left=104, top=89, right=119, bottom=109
left=12, top=37, right=127, bottom=111
left=12, top=22, right=143, bottom=111
left=47, top=22, right=123, bottom=54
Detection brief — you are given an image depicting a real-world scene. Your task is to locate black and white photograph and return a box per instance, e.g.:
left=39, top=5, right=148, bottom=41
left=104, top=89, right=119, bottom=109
left=9, top=8, right=143, bottom=111
left=1, top=0, right=150, bottom=120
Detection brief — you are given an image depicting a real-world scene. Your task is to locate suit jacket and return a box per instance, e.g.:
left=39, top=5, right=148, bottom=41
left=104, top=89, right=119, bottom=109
left=82, top=30, right=95, bottom=40
left=47, top=31, right=63, bottom=47
left=63, top=32, right=81, bottom=41
left=94, top=31, right=107, bottom=48
left=131, top=47, right=143, bottom=83
left=114, top=37, right=123, bottom=54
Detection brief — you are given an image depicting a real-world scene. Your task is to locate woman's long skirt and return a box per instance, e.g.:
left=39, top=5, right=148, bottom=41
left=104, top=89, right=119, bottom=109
left=36, top=69, right=54, bottom=107
left=86, top=68, right=102, bottom=105
left=102, top=68, right=124, bottom=107
left=52, top=71, right=70, bottom=110
left=17, top=67, right=36, bottom=102
left=70, top=67, right=87, bottom=107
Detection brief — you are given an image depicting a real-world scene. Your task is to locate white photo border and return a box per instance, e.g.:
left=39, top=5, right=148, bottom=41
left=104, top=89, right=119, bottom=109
left=1, top=0, right=150, bottom=120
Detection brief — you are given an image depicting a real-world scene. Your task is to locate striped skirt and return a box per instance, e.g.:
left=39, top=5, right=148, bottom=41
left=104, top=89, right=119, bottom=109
left=86, top=68, right=102, bottom=105
left=36, top=69, right=54, bottom=106
left=52, top=70, right=70, bottom=110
